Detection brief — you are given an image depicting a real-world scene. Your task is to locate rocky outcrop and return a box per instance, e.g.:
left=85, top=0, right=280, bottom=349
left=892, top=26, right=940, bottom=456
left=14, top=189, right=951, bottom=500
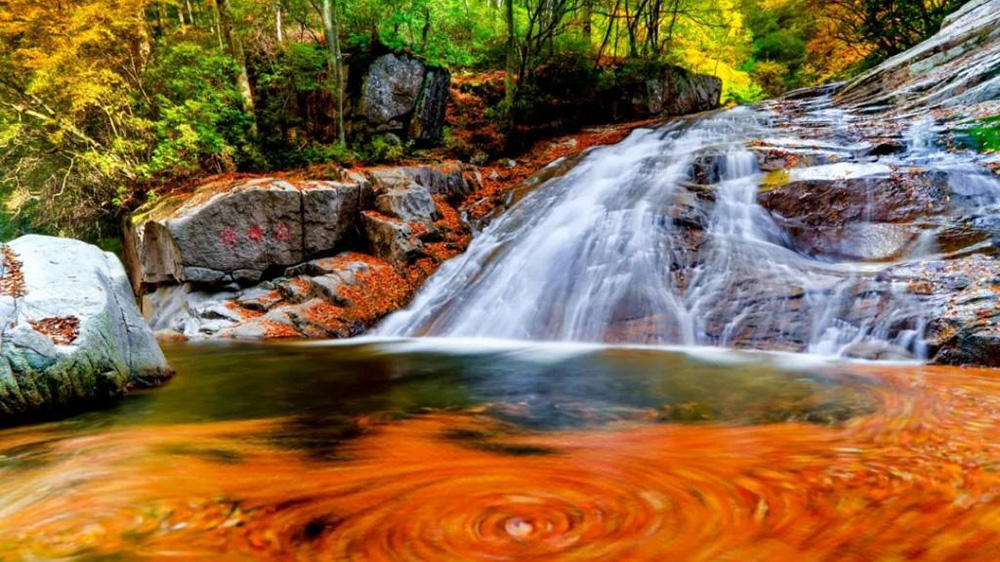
left=837, top=0, right=1000, bottom=110
left=0, top=235, right=172, bottom=420
left=132, top=163, right=484, bottom=340
left=129, top=177, right=368, bottom=287
left=758, top=167, right=952, bottom=261
left=357, top=53, right=451, bottom=144
left=645, top=68, right=723, bottom=117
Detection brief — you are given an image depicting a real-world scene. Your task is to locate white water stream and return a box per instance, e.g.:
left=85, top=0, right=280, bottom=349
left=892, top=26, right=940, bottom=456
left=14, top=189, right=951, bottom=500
left=377, top=94, right=1000, bottom=359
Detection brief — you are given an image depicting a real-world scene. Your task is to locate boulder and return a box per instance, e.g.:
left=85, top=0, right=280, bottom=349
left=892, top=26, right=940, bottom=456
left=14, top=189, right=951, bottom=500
left=130, top=161, right=482, bottom=342
left=409, top=66, right=451, bottom=143
left=128, top=178, right=364, bottom=287
left=375, top=185, right=438, bottom=225
left=648, top=70, right=723, bottom=116
left=360, top=54, right=427, bottom=124
left=358, top=53, right=452, bottom=144
left=609, top=64, right=722, bottom=119
left=362, top=212, right=422, bottom=263
left=0, top=235, right=172, bottom=420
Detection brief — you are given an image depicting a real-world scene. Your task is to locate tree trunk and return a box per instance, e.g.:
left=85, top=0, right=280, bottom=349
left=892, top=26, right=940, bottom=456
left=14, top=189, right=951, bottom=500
left=211, top=0, right=224, bottom=48
left=185, top=0, right=195, bottom=27
left=217, top=0, right=257, bottom=130
left=504, top=0, right=516, bottom=119
left=421, top=7, right=431, bottom=51
left=582, top=0, right=592, bottom=46
left=322, top=0, right=346, bottom=147
left=275, top=0, right=284, bottom=43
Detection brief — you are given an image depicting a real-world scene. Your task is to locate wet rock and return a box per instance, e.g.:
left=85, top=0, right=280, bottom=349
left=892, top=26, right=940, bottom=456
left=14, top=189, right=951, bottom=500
left=751, top=146, right=847, bottom=172
left=867, top=140, right=907, bottom=158
left=0, top=235, right=172, bottom=420
left=759, top=168, right=951, bottom=227
left=781, top=222, right=922, bottom=262
left=841, top=340, right=914, bottom=361
left=686, top=152, right=729, bottom=185
left=871, top=255, right=1000, bottom=366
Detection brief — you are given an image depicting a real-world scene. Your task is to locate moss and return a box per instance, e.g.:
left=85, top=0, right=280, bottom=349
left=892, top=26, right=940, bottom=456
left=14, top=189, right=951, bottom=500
left=954, top=115, right=1000, bottom=154
left=968, top=116, right=1000, bottom=153
left=760, top=169, right=791, bottom=191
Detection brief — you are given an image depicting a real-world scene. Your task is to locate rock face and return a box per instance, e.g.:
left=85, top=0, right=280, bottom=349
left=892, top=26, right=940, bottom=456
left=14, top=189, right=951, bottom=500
left=0, top=235, right=172, bottom=420
left=130, top=177, right=367, bottom=287
left=357, top=53, right=451, bottom=144
left=646, top=69, right=723, bottom=116
left=132, top=163, right=483, bottom=340
left=837, top=0, right=1000, bottom=110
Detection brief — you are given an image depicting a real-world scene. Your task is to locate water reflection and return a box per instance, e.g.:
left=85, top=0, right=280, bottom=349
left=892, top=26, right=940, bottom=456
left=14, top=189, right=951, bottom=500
left=1, top=341, right=1000, bottom=560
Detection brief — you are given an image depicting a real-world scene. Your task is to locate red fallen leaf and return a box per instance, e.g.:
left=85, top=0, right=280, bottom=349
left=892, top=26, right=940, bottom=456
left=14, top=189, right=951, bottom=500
left=0, top=245, right=26, bottom=298
left=28, top=316, right=79, bottom=345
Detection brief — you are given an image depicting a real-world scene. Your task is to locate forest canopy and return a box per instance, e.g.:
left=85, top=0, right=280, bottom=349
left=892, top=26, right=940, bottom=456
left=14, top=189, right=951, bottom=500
left=0, top=0, right=963, bottom=242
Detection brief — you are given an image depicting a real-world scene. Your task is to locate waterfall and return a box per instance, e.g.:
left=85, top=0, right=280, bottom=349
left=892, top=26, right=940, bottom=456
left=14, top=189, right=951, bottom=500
left=376, top=94, right=1000, bottom=359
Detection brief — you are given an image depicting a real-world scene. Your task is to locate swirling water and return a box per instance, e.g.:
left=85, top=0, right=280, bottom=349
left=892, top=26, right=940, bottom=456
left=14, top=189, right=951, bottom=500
left=3, top=341, right=1000, bottom=560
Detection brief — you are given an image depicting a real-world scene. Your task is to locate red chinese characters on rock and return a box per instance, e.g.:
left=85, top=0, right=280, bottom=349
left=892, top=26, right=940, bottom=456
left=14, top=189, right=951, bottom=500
left=219, top=224, right=293, bottom=249
left=247, top=225, right=265, bottom=244
left=219, top=228, right=238, bottom=248
left=272, top=223, right=291, bottom=243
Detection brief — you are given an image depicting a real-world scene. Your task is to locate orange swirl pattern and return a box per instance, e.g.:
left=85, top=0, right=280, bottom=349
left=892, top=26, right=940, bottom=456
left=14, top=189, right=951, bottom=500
left=4, top=365, right=1000, bottom=560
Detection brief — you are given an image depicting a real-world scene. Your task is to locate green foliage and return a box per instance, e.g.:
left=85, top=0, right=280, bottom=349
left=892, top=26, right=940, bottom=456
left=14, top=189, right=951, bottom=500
left=965, top=117, right=1000, bottom=154
left=297, top=142, right=358, bottom=166
left=141, top=40, right=263, bottom=178
left=357, top=134, right=410, bottom=163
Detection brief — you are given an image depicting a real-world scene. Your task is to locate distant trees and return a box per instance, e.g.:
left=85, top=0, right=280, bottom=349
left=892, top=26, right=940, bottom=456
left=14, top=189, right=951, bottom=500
left=818, top=0, right=965, bottom=59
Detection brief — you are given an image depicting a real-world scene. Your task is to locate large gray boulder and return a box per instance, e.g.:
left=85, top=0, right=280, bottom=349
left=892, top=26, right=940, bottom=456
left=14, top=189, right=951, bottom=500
left=0, top=235, right=172, bottom=420
left=360, top=54, right=427, bottom=124
left=647, top=70, right=723, bottom=116
left=128, top=177, right=367, bottom=287
left=357, top=53, right=452, bottom=144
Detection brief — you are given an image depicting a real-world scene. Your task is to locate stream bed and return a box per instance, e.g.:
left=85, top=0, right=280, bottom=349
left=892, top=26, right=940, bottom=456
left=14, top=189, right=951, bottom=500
left=2, top=340, right=1000, bottom=560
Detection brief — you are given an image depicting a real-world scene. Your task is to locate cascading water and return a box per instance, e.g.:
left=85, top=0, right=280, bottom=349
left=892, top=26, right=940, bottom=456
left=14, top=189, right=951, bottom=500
left=378, top=93, right=1000, bottom=359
